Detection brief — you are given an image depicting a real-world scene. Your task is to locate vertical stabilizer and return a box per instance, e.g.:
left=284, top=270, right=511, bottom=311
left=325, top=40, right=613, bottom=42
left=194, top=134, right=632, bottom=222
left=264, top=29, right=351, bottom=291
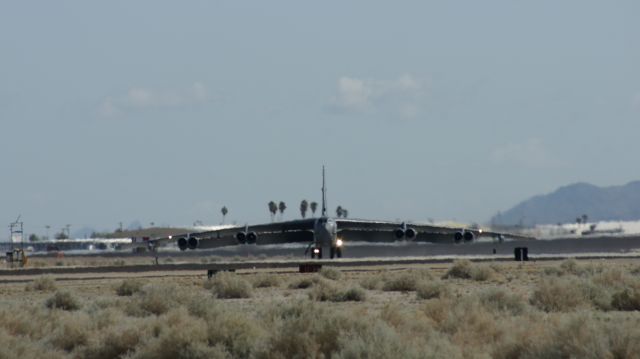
left=321, top=166, right=327, bottom=217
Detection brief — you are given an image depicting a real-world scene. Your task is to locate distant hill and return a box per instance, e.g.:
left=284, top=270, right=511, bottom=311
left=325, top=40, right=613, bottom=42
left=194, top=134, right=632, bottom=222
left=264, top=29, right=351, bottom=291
left=490, top=181, right=640, bottom=226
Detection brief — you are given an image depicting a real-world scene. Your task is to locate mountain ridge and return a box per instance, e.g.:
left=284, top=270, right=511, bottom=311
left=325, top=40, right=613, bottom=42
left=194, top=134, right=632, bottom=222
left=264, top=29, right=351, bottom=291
left=491, top=180, right=640, bottom=226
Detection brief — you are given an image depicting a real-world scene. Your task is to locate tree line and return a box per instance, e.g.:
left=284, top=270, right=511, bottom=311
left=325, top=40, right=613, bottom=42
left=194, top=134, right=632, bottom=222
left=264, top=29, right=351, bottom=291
left=220, top=200, right=349, bottom=223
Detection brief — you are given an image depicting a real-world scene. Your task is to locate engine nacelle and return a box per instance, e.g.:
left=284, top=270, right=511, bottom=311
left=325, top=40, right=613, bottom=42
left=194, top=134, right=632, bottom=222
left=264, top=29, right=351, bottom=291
left=236, top=232, right=247, bottom=244
left=454, top=231, right=475, bottom=243
left=395, top=227, right=417, bottom=239
left=177, top=237, right=188, bottom=251
left=464, top=231, right=474, bottom=242
left=187, top=237, right=199, bottom=250
left=247, top=232, right=257, bottom=244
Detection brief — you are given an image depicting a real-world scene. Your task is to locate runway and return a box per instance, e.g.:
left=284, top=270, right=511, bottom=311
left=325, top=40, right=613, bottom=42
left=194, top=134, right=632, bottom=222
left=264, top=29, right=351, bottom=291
left=159, top=234, right=640, bottom=258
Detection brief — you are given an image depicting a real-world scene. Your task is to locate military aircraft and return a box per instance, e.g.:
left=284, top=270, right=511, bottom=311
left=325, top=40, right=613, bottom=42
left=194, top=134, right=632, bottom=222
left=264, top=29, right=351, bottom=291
left=150, top=167, right=533, bottom=258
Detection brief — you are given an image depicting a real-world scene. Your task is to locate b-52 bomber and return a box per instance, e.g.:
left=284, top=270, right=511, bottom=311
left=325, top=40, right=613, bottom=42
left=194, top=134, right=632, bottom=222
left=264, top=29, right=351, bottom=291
left=149, top=167, right=533, bottom=259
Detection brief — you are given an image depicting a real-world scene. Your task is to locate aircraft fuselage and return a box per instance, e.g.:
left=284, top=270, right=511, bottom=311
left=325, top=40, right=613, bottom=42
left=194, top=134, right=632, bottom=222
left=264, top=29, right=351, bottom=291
left=314, top=216, right=337, bottom=248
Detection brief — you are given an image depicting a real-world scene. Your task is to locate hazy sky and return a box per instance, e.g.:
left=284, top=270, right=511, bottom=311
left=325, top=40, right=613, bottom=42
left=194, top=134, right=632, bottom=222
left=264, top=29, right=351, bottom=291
left=1, top=1, right=639, bottom=235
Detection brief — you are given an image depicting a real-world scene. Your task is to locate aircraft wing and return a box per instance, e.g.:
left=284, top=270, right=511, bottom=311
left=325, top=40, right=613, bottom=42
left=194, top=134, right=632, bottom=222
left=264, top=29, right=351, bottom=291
left=149, top=219, right=317, bottom=250
left=334, top=218, right=534, bottom=242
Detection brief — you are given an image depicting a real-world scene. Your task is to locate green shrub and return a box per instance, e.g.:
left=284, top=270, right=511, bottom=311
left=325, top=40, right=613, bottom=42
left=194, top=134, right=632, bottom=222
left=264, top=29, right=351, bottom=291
left=115, top=279, right=144, bottom=296
left=25, top=276, right=57, bottom=292
left=45, top=291, right=80, bottom=311
left=209, top=272, right=252, bottom=299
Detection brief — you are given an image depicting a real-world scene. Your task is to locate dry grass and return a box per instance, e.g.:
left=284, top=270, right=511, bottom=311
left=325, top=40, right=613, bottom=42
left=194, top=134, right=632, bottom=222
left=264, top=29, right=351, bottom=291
left=308, top=280, right=366, bottom=302
left=207, top=272, right=252, bottom=299
left=25, top=275, right=57, bottom=292
left=444, top=259, right=496, bottom=281
left=115, top=278, right=144, bottom=296
left=416, top=280, right=451, bottom=300
left=45, top=291, right=81, bottom=311
left=319, top=267, right=342, bottom=280
left=288, top=275, right=321, bottom=289
left=251, top=273, right=281, bottom=288
left=2, top=257, right=640, bottom=358
left=381, top=269, right=432, bottom=292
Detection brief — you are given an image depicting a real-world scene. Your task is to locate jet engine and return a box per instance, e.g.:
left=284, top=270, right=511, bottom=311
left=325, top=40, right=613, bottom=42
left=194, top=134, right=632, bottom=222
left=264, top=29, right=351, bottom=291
left=247, top=232, right=257, bottom=244
left=187, top=237, right=199, bottom=250
left=464, top=231, right=474, bottom=242
left=177, top=237, right=188, bottom=251
left=236, top=232, right=247, bottom=244
left=454, top=231, right=475, bottom=243
left=394, top=227, right=417, bottom=239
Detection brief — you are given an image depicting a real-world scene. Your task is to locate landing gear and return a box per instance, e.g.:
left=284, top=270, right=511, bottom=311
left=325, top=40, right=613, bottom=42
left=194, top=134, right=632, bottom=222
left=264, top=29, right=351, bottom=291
left=311, top=247, right=322, bottom=259
left=330, top=246, right=343, bottom=259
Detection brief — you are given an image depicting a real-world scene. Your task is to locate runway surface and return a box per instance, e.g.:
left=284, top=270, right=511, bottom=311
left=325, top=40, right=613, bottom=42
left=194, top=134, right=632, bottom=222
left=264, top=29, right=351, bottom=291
left=153, top=234, right=640, bottom=258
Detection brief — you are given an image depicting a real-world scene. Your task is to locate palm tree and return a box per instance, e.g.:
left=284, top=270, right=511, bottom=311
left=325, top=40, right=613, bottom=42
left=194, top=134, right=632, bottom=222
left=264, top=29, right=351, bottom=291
left=268, top=201, right=278, bottom=222
left=336, top=206, right=344, bottom=218
left=581, top=214, right=588, bottom=224
left=300, top=200, right=309, bottom=219
left=342, top=209, right=348, bottom=218
left=221, top=206, right=228, bottom=224
left=278, top=201, right=287, bottom=220
left=310, top=202, right=318, bottom=217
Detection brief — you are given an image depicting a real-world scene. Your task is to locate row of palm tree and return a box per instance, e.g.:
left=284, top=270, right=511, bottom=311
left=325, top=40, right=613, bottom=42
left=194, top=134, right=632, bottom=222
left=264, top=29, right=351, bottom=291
left=219, top=201, right=349, bottom=224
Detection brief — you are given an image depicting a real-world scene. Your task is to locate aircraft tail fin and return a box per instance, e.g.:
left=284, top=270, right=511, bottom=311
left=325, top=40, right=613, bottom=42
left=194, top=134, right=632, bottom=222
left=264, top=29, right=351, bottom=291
left=321, top=165, right=327, bottom=217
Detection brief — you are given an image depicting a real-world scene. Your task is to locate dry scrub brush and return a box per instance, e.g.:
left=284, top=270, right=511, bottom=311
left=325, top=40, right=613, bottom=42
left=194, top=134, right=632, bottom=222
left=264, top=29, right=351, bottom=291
left=3, top=260, right=640, bottom=359
left=308, top=280, right=366, bottom=302
left=444, top=259, right=496, bottom=281
left=319, top=267, right=342, bottom=280
left=207, top=272, right=253, bottom=299
left=288, top=275, right=321, bottom=289
left=115, top=278, right=144, bottom=296
left=25, top=275, right=57, bottom=292
left=45, top=291, right=81, bottom=311
left=381, top=269, right=433, bottom=292
left=251, top=273, right=281, bottom=288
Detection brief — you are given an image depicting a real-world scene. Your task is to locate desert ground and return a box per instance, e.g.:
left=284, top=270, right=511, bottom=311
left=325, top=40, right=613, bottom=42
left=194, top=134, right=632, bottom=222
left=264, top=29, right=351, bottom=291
left=2, top=255, right=640, bottom=359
